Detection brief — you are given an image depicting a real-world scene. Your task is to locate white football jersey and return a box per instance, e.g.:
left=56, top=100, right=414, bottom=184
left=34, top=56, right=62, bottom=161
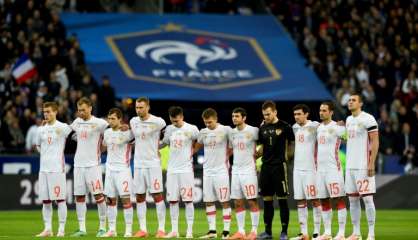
left=346, top=111, right=378, bottom=169
left=37, top=120, right=72, bottom=172
left=163, top=122, right=199, bottom=174
left=71, top=116, right=108, bottom=167
left=130, top=115, right=166, bottom=168
left=316, top=121, right=346, bottom=172
left=228, top=125, right=258, bottom=175
left=292, top=120, right=320, bottom=171
left=198, top=124, right=231, bottom=176
left=103, top=128, right=134, bottom=171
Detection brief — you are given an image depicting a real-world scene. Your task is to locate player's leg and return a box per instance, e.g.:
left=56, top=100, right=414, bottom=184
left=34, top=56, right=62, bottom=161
left=291, top=170, right=309, bottom=240
left=276, top=162, right=290, bottom=240
left=328, top=171, right=347, bottom=240
left=121, top=196, right=134, bottom=237
left=357, top=171, right=376, bottom=240
left=103, top=171, right=117, bottom=237
left=114, top=168, right=134, bottom=237
left=180, top=172, right=195, bottom=238
left=317, top=171, right=331, bottom=239
left=334, top=197, right=347, bottom=240
left=257, top=165, right=274, bottom=239
left=200, top=176, right=217, bottom=238
left=48, top=172, right=67, bottom=237
left=166, top=173, right=180, bottom=238
left=244, top=174, right=260, bottom=239
left=214, top=174, right=231, bottom=239
left=133, top=168, right=148, bottom=237
left=230, top=174, right=246, bottom=239
left=71, top=167, right=87, bottom=236
left=36, top=172, right=53, bottom=237
left=345, top=169, right=362, bottom=240
left=86, top=166, right=106, bottom=237
left=149, top=167, right=166, bottom=237
left=305, top=171, right=321, bottom=239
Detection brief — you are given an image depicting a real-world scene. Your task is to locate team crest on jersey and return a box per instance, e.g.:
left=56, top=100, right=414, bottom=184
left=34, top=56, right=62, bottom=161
left=275, top=129, right=282, bottom=136
left=246, top=133, right=252, bottom=139
left=328, top=129, right=334, bottom=134
left=55, top=128, right=62, bottom=136
left=91, top=124, right=97, bottom=129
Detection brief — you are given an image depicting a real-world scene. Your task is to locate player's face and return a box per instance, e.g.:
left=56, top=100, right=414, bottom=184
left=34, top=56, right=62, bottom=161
left=232, top=112, right=245, bottom=126
left=136, top=101, right=149, bottom=118
left=348, top=95, right=362, bottom=112
left=203, top=116, right=217, bottom=130
left=77, top=103, right=92, bottom=120
left=293, top=109, right=308, bottom=125
left=43, top=107, right=57, bottom=123
left=170, top=114, right=184, bottom=128
left=319, top=104, right=333, bottom=121
left=262, top=107, right=277, bottom=124
left=107, top=113, right=121, bottom=129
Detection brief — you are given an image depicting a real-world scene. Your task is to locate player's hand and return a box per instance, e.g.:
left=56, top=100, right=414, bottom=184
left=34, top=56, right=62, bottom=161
left=121, top=124, right=130, bottom=131
left=337, top=120, right=345, bottom=126
left=367, top=166, right=376, bottom=177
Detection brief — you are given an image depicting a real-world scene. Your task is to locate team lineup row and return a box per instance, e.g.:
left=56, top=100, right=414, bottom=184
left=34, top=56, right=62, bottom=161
left=35, top=93, right=378, bottom=240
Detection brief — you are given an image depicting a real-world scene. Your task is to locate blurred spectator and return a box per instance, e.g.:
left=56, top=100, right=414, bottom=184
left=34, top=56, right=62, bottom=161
left=98, top=75, right=116, bottom=116
left=25, top=117, right=42, bottom=154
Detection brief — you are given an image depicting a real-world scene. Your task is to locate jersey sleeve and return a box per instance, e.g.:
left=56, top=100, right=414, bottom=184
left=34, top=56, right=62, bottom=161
left=70, top=118, right=78, bottom=131
left=253, top=127, right=259, bottom=141
left=365, top=115, right=378, bottom=132
left=285, top=123, right=295, bottom=141
left=63, top=123, right=72, bottom=137
left=197, top=129, right=204, bottom=144
left=36, top=127, right=42, bottom=147
left=162, top=126, right=171, bottom=145
left=99, top=118, right=109, bottom=132
left=124, top=130, right=134, bottom=143
left=191, top=125, right=199, bottom=140
left=102, top=130, right=108, bottom=146
left=335, top=125, right=346, bottom=137
left=156, top=117, right=166, bottom=131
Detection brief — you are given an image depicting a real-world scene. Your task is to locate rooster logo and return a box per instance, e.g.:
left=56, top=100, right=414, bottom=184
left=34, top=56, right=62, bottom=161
left=135, top=39, right=237, bottom=70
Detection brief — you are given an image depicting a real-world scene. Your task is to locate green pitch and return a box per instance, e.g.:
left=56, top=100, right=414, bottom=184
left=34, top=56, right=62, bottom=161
left=0, top=209, right=417, bottom=239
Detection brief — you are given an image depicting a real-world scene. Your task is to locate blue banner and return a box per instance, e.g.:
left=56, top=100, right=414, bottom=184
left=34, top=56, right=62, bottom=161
left=62, top=14, right=332, bottom=101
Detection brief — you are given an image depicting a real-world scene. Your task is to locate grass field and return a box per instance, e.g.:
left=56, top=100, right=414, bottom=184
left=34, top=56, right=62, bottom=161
left=0, top=209, right=417, bottom=239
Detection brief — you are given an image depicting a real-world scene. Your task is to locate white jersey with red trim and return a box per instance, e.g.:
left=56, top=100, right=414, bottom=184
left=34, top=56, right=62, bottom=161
left=198, top=124, right=231, bottom=176
left=130, top=115, right=166, bottom=168
left=228, top=124, right=258, bottom=175
left=316, top=121, right=345, bottom=172
left=103, top=128, right=134, bottom=171
left=292, top=120, right=320, bottom=171
left=37, top=120, right=72, bottom=172
left=71, top=116, right=108, bottom=167
left=346, top=111, right=378, bottom=170
left=163, top=122, right=199, bottom=174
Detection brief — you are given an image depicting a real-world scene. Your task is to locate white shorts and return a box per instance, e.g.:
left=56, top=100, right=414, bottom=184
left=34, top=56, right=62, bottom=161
left=74, top=166, right=103, bottom=196
left=345, top=169, right=376, bottom=195
left=231, top=174, right=258, bottom=200
left=317, top=170, right=346, bottom=199
left=134, top=167, right=163, bottom=194
left=38, top=172, right=66, bottom=201
left=203, top=174, right=230, bottom=202
left=104, top=168, right=133, bottom=198
left=166, top=172, right=194, bottom=202
left=293, top=169, right=318, bottom=200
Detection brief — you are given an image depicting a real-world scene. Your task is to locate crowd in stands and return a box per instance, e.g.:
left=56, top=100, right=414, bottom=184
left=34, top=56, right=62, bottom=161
left=0, top=0, right=417, bottom=173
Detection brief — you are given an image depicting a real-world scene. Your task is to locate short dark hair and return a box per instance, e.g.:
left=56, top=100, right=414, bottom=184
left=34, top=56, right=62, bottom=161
left=202, top=108, right=217, bottom=119
left=108, top=108, right=122, bottom=119
left=293, top=104, right=310, bottom=114
left=43, top=101, right=58, bottom=111
left=321, top=101, right=335, bottom=111
left=136, top=97, right=150, bottom=105
left=262, top=100, right=276, bottom=111
left=350, top=92, right=363, bottom=103
left=168, top=106, right=183, bottom=118
left=232, top=107, right=247, bottom=118
left=77, top=97, right=92, bottom=107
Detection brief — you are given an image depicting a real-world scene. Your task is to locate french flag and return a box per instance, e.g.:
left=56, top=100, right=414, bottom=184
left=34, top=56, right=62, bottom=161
left=12, top=54, right=37, bottom=84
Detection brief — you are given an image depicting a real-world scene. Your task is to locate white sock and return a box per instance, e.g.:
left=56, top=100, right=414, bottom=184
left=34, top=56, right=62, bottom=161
left=206, top=205, right=216, bottom=231
left=349, top=196, right=361, bottom=235
left=170, top=202, right=179, bottom=233
left=250, top=209, right=259, bottom=233
left=97, top=200, right=107, bottom=230
left=321, top=206, right=332, bottom=235
left=137, top=201, right=147, bottom=232
left=155, top=199, right=166, bottom=232
left=223, top=207, right=232, bottom=232
left=185, top=202, right=194, bottom=235
left=76, top=201, right=87, bottom=232
left=297, top=205, right=308, bottom=235
left=362, top=195, right=376, bottom=237
left=57, top=201, right=67, bottom=233
left=337, top=206, right=347, bottom=236
left=108, top=205, right=117, bottom=232
left=313, top=205, right=322, bottom=235
left=42, top=203, right=53, bottom=231
left=123, top=205, right=133, bottom=235
left=236, top=208, right=246, bottom=234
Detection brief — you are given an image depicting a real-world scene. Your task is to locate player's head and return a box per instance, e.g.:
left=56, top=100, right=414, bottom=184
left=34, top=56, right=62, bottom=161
left=293, top=104, right=310, bottom=125
left=202, top=108, right=218, bottom=130
left=319, top=101, right=334, bottom=122
left=348, top=92, right=363, bottom=113
left=77, top=97, right=92, bottom=120
left=232, top=107, right=247, bottom=127
left=168, top=106, right=184, bottom=128
left=135, top=97, right=150, bottom=118
left=107, top=108, right=123, bottom=129
left=43, top=101, right=58, bottom=123
left=262, top=100, right=278, bottom=124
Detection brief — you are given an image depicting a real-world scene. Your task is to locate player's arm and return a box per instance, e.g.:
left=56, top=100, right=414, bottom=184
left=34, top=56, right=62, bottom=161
left=285, top=123, right=295, bottom=161
left=255, top=144, right=263, bottom=158
left=368, top=130, right=379, bottom=177
left=193, top=142, right=203, bottom=154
